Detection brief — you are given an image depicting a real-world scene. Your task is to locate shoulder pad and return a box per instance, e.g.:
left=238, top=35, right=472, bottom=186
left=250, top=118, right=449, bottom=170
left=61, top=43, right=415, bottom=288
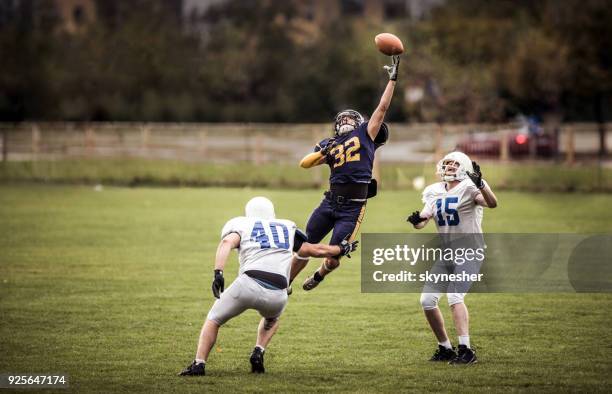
left=221, top=216, right=245, bottom=239
left=374, top=123, right=389, bottom=146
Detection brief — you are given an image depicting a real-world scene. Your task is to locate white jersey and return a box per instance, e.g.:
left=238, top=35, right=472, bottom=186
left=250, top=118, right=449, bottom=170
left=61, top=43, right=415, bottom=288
left=221, top=216, right=298, bottom=280
left=421, top=179, right=486, bottom=234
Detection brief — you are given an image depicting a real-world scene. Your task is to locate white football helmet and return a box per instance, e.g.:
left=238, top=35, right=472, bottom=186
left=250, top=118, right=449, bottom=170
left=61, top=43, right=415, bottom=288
left=245, top=196, right=275, bottom=220
left=436, top=151, right=474, bottom=182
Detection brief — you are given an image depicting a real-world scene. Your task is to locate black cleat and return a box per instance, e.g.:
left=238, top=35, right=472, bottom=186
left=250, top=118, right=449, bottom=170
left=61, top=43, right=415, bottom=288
left=302, top=275, right=320, bottom=291
left=449, top=345, right=477, bottom=365
left=250, top=347, right=265, bottom=373
left=303, top=271, right=324, bottom=291
left=429, top=345, right=457, bottom=362
left=178, top=360, right=205, bottom=376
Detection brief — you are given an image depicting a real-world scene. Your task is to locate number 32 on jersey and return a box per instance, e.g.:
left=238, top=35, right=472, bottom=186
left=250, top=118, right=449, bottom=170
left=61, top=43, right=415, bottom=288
left=436, top=197, right=460, bottom=226
left=331, top=137, right=360, bottom=168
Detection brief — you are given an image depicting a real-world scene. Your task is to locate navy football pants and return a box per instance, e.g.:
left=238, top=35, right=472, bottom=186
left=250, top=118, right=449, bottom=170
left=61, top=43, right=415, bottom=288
left=305, top=197, right=366, bottom=246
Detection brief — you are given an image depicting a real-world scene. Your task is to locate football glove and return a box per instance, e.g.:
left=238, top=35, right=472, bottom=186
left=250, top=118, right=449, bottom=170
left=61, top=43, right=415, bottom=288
left=339, top=238, right=359, bottom=258
left=407, top=211, right=427, bottom=226
left=384, top=55, right=401, bottom=81
left=467, top=161, right=485, bottom=189
left=212, top=269, right=224, bottom=299
left=320, top=137, right=338, bottom=156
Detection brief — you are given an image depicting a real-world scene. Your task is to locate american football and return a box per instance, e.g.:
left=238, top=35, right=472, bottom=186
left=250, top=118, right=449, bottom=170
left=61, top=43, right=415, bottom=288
left=1, top=1, right=611, bottom=393
left=375, top=33, right=404, bottom=56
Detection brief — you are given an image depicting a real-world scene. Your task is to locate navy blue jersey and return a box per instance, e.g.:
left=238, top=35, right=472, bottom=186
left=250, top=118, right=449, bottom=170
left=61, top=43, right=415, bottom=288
left=314, top=122, right=388, bottom=184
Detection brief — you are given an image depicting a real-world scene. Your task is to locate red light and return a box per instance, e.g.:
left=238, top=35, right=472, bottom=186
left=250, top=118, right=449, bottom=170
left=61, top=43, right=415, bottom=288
left=515, top=134, right=528, bottom=145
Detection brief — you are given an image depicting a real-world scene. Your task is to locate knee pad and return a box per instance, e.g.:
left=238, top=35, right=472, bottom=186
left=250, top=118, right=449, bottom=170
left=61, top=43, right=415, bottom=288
left=322, top=257, right=339, bottom=272
left=447, top=292, right=465, bottom=306
left=420, top=292, right=440, bottom=310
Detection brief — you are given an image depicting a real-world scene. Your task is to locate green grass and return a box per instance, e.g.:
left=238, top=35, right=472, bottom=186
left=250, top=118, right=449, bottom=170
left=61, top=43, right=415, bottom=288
left=0, top=185, right=611, bottom=393
left=1, top=159, right=612, bottom=192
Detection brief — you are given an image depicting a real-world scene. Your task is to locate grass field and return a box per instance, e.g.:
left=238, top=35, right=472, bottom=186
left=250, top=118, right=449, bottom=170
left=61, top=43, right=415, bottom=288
left=2, top=159, right=612, bottom=192
left=1, top=184, right=611, bottom=393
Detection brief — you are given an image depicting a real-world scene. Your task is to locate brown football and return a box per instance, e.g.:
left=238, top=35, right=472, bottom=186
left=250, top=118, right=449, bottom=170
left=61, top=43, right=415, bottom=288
left=374, top=33, right=404, bottom=56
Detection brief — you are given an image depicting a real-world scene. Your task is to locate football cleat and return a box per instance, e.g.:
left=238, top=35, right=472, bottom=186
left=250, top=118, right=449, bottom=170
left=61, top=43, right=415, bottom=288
left=429, top=345, right=457, bottom=362
left=178, top=361, right=205, bottom=376
left=250, top=347, right=265, bottom=373
left=302, top=275, right=322, bottom=291
left=449, top=345, right=478, bottom=365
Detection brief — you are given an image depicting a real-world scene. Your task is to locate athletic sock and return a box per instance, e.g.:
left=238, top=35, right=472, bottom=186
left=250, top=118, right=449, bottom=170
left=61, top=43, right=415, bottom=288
left=255, top=345, right=265, bottom=352
left=195, top=358, right=205, bottom=365
left=438, top=339, right=452, bottom=349
left=458, top=335, right=470, bottom=348
left=313, top=271, right=324, bottom=282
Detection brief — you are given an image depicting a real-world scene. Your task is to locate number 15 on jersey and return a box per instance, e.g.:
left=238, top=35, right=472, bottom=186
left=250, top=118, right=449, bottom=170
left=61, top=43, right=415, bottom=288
left=436, top=197, right=460, bottom=226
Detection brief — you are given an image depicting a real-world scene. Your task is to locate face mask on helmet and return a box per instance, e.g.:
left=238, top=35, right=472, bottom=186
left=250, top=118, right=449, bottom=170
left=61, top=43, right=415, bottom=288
left=440, top=160, right=461, bottom=181
left=337, top=116, right=357, bottom=135
left=436, top=152, right=473, bottom=182
left=334, top=110, right=363, bottom=136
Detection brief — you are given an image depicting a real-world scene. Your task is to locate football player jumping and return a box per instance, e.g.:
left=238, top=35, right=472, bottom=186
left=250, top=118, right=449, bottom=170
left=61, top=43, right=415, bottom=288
left=290, top=55, right=400, bottom=291
left=179, top=197, right=358, bottom=376
left=407, top=151, right=498, bottom=365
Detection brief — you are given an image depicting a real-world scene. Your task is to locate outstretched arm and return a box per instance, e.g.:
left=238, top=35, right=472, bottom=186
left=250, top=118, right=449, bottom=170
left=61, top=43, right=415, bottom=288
left=467, top=161, right=498, bottom=208
left=368, top=55, right=400, bottom=141
left=297, top=238, right=359, bottom=259
left=475, top=184, right=498, bottom=208
left=298, top=243, right=342, bottom=258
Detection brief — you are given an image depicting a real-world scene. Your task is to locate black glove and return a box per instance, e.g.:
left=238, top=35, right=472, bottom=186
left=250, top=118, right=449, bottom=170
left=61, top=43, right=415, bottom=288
left=384, top=55, right=401, bottom=81
left=339, top=238, right=359, bottom=258
left=212, top=269, right=224, bottom=299
left=320, top=137, right=338, bottom=156
left=407, top=211, right=427, bottom=226
left=467, top=161, right=484, bottom=189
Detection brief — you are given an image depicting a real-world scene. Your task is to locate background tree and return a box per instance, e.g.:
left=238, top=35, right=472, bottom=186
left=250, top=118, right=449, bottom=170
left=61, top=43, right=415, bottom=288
left=0, top=0, right=609, bottom=134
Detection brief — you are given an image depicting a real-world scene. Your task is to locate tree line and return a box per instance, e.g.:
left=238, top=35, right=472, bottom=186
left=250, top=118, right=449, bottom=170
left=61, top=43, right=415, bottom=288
left=0, top=0, right=610, bottom=126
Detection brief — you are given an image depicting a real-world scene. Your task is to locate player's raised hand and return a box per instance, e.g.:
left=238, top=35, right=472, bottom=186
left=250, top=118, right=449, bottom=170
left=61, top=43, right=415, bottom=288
left=339, top=237, right=359, bottom=258
left=212, top=269, right=224, bottom=299
left=407, top=211, right=427, bottom=225
left=467, top=161, right=485, bottom=189
left=384, top=55, right=400, bottom=81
